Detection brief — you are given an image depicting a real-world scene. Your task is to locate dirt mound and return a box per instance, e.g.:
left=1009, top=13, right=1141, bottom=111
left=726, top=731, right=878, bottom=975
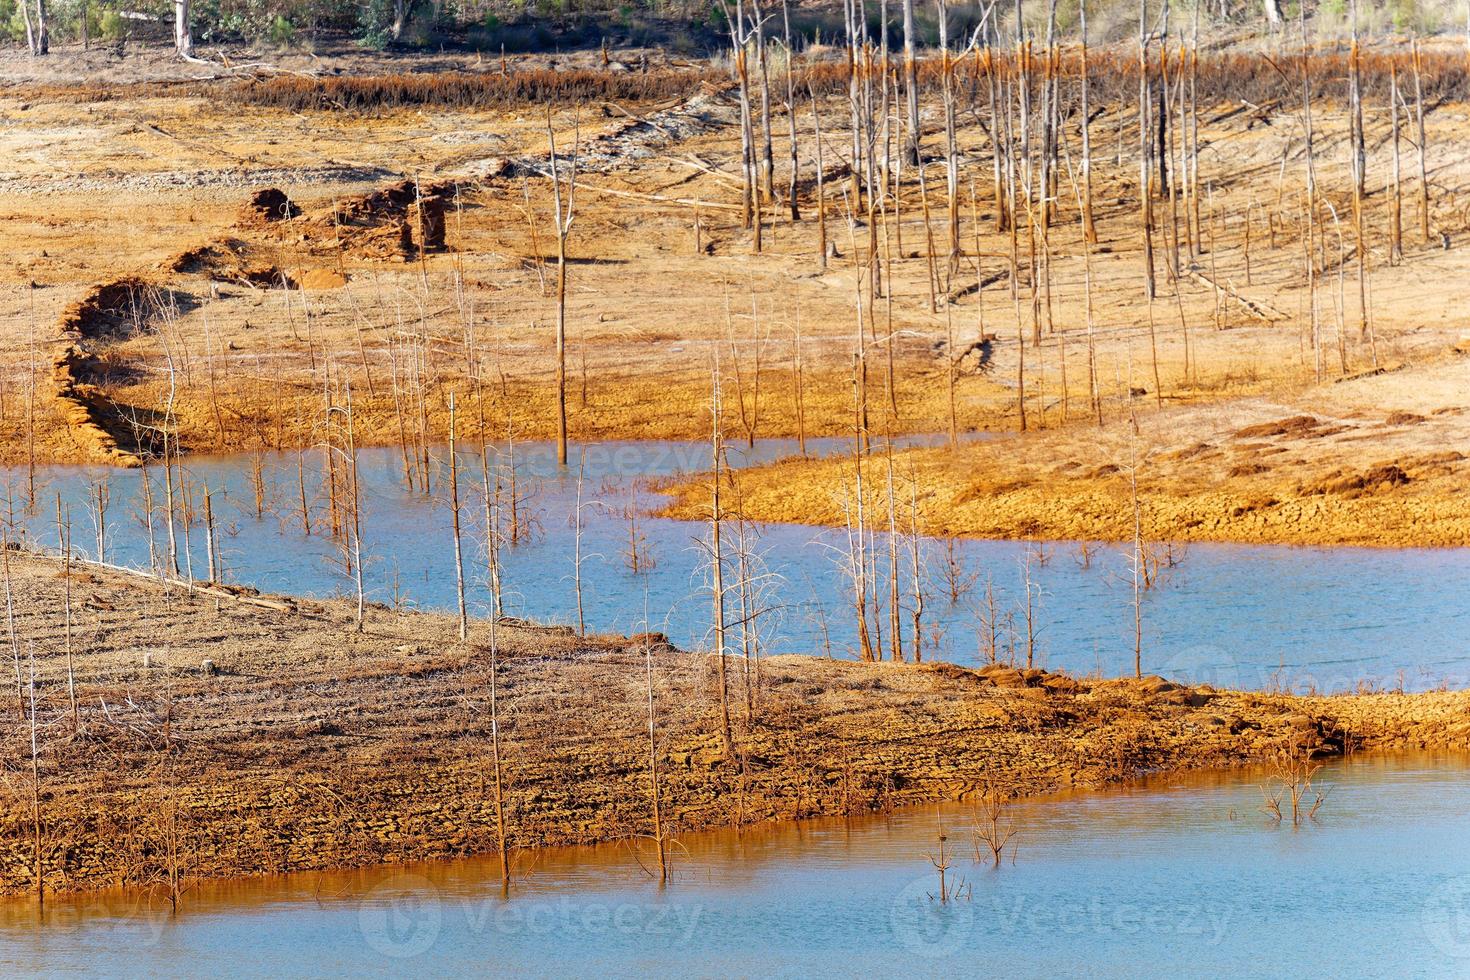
left=241, top=187, right=301, bottom=225
left=1307, top=464, right=1411, bottom=497
left=298, top=268, right=347, bottom=289
left=167, top=243, right=225, bottom=274
left=1233, top=415, right=1321, bottom=439
left=1384, top=411, right=1427, bottom=426
left=165, top=240, right=292, bottom=288
left=314, top=178, right=458, bottom=259
left=59, top=277, right=153, bottom=341
left=52, top=278, right=158, bottom=466
left=954, top=338, right=995, bottom=375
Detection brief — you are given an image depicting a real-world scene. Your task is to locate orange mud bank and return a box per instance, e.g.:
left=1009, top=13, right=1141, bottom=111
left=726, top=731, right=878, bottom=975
left=0, top=551, right=1467, bottom=898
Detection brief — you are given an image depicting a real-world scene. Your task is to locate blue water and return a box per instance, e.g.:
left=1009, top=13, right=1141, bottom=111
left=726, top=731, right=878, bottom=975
left=3, top=436, right=1468, bottom=692
left=2, top=752, right=1468, bottom=977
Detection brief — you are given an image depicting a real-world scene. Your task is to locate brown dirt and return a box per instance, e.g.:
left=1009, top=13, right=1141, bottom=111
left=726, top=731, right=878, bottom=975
left=4, top=55, right=1469, bottom=507
left=660, top=356, right=1470, bottom=547
left=0, top=549, right=1466, bottom=899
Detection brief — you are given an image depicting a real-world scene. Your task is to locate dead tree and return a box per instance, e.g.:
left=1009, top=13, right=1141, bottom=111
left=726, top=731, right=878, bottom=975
left=175, top=0, right=192, bottom=58
left=546, top=111, right=580, bottom=467
left=972, top=781, right=1019, bottom=866
left=1138, top=0, right=1157, bottom=299
left=1411, top=41, right=1430, bottom=243
left=781, top=0, right=801, bottom=220
left=709, top=356, right=736, bottom=757
left=1079, top=0, right=1097, bottom=243
left=644, top=638, right=668, bottom=883
left=448, top=393, right=468, bottom=642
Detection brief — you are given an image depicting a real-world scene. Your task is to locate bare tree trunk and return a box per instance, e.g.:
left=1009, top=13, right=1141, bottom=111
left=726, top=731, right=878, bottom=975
left=644, top=641, right=668, bottom=883
left=1263, top=0, right=1283, bottom=31
left=782, top=0, right=801, bottom=220
left=885, top=448, right=903, bottom=663
left=753, top=0, right=777, bottom=211
left=1188, top=5, right=1201, bottom=257
left=1138, top=0, right=1157, bottom=299
left=488, top=618, right=510, bottom=893
left=20, top=0, right=35, bottom=55
left=57, top=499, right=77, bottom=730
left=1300, top=3, right=1321, bottom=382
left=902, top=0, right=920, bottom=165
left=709, top=356, right=735, bottom=757
left=3, top=536, right=22, bottom=719
left=174, top=0, right=192, bottom=58
left=1348, top=0, right=1369, bottom=345
left=938, top=0, right=960, bottom=268
left=546, top=113, right=579, bottom=467
left=811, top=86, right=829, bottom=267
left=907, top=471, right=924, bottom=662
left=448, top=394, right=467, bottom=642
left=390, top=0, right=407, bottom=42
left=345, top=382, right=365, bottom=630
left=28, top=643, right=43, bottom=905
left=849, top=355, right=875, bottom=662
left=1079, top=0, right=1097, bottom=243
left=33, top=0, right=48, bottom=55
left=726, top=0, right=758, bottom=234
left=1390, top=65, right=1403, bottom=263
left=1412, top=41, right=1430, bottom=243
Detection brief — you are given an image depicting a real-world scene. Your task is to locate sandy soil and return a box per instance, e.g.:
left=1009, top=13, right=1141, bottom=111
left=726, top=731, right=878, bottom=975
left=0, top=549, right=1466, bottom=898
left=4, top=49, right=1470, bottom=550
left=3, top=53, right=1468, bottom=487
left=660, top=354, right=1470, bottom=547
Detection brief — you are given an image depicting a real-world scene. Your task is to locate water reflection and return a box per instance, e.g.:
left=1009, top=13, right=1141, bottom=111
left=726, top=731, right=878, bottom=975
left=2, top=437, right=1468, bottom=691
left=2, top=752, right=1467, bottom=976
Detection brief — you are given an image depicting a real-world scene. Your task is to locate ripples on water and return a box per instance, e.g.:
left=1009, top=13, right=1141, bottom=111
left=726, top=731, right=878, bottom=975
left=4, top=437, right=1468, bottom=691
left=2, top=752, right=1468, bottom=976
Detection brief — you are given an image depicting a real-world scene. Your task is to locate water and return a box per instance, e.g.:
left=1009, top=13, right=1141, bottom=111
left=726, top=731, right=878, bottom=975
left=5, top=436, right=1469, bottom=692
left=3, top=752, right=1468, bottom=977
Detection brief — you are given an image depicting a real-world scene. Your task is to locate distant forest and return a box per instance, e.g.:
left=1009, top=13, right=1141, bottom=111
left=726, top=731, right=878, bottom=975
left=4, top=0, right=1459, bottom=59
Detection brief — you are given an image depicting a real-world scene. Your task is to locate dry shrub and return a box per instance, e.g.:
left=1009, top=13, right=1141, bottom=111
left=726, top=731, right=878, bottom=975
left=226, top=68, right=724, bottom=112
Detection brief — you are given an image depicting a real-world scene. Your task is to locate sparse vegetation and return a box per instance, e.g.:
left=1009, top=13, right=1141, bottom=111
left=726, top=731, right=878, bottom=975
left=1, top=7, right=1469, bottom=914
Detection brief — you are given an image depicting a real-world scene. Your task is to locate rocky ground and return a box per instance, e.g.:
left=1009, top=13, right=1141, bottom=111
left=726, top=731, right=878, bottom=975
left=0, top=550, right=1465, bottom=899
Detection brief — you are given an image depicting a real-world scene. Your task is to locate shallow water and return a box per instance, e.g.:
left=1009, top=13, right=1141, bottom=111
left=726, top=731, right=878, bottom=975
left=2, top=752, right=1468, bottom=977
left=5, top=436, right=1469, bottom=691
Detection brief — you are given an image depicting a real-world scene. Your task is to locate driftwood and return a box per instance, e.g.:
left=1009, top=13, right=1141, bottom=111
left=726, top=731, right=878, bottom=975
left=947, top=269, right=1010, bottom=305
left=1186, top=266, right=1289, bottom=322
left=523, top=170, right=744, bottom=213
left=19, top=546, right=305, bottom=616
